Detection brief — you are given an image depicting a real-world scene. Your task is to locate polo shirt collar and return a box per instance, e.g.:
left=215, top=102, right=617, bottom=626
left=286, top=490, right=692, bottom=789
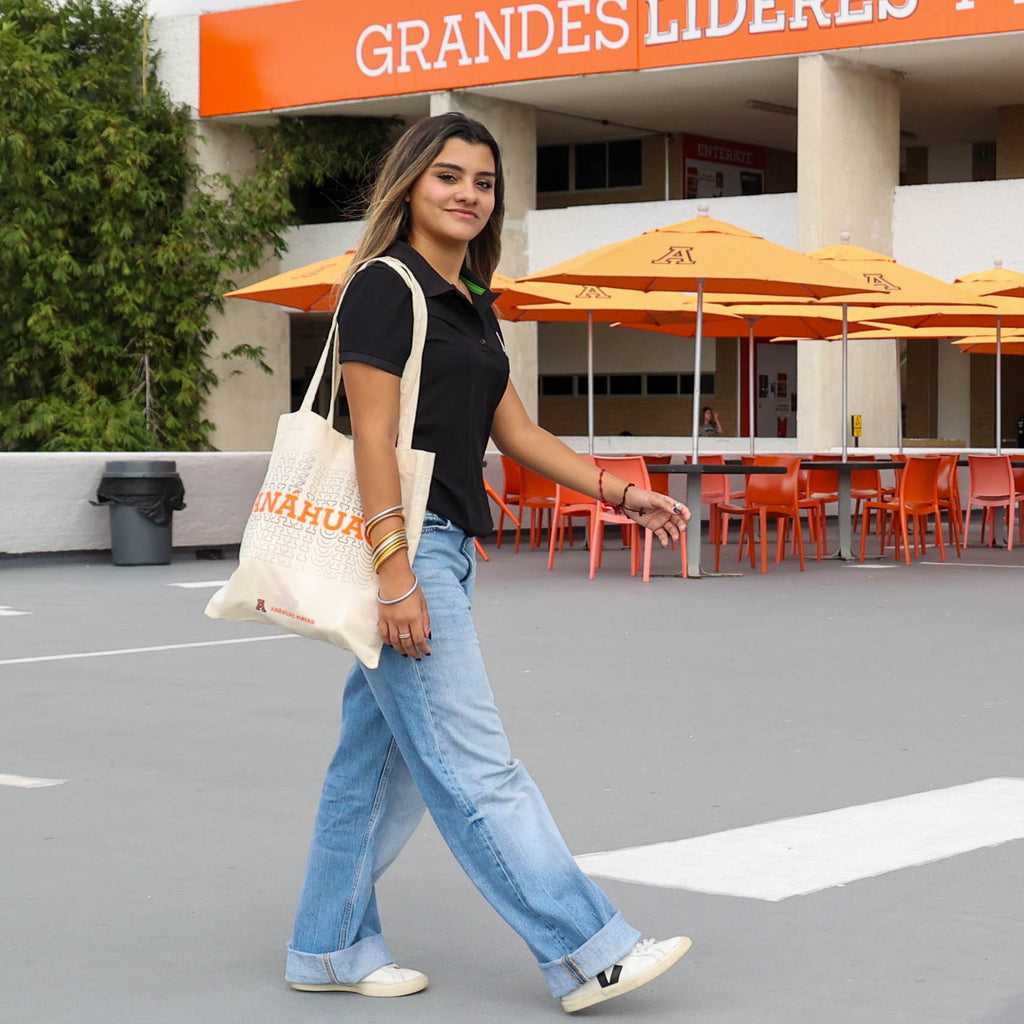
left=388, top=241, right=499, bottom=309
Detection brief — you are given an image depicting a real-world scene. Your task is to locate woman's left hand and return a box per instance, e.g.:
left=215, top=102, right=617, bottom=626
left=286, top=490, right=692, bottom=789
left=620, top=489, right=691, bottom=546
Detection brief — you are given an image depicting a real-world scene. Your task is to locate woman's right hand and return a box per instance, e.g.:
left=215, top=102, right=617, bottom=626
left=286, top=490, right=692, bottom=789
left=378, top=566, right=432, bottom=659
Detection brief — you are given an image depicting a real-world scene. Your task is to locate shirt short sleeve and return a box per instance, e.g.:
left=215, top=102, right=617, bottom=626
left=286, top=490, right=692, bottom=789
left=336, top=261, right=413, bottom=376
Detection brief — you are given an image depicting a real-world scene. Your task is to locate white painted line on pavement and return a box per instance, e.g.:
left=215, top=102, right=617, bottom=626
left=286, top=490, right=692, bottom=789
left=0, top=606, right=31, bottom=616
left=167, top=580, right=229, bottom=589
left=0, top=774, right=68, bottom=788
left=922, top=561, right=1024, bottom=569
left=576, top=778, right=1024, bottom=902
left=0, top=633, right=299, bottom=667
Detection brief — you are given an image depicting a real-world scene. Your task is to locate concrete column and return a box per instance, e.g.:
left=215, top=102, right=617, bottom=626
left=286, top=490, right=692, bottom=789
left=198, top=123, right=291, bottom=451
left=996, top=106, right=1024, bottom=179
left=797, top=55, right=901, bottom=451
left=431, top=91, right=539, bottom=418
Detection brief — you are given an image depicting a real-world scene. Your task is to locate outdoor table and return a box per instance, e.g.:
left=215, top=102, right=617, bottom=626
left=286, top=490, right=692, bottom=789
left=800, top=460, right=906, bottom=560
left=642, top=461, right=787, bottom=578
left=806, top=456, right=1024, bottom=558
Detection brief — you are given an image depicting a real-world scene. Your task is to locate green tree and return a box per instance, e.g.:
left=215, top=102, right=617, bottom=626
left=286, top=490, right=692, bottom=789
left=0, top=0, right=392, bottom=451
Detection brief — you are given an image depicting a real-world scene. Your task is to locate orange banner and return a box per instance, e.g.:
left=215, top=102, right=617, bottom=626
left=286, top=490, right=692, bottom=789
left=199, top=1, right=1024, bottom=118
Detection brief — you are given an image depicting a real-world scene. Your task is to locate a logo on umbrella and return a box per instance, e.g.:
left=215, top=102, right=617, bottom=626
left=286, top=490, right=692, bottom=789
left=863, top=272, right=900, bottom=292
left=575, top=285, right=613, bottom=300
left=652, top=246, right=696, bottom=265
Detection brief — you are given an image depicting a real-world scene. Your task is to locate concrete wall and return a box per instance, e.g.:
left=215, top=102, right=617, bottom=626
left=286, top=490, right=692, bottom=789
left=0, top=453, right=270, bottom=556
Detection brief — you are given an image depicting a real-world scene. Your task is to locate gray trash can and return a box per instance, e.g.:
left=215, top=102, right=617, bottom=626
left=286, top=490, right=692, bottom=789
left=94, top=460, right=186, bottom=565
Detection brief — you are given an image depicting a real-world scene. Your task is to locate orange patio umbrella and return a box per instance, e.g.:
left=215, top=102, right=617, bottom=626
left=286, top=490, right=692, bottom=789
left=805, top=236, right=989, bottom=457
left=498, top=281, right=742, bottom=452
left=628, top=303, right=886, bottom=454
left=225, top=256, right=542, bottom=313
left=224, top=251, right=358, bottom=312
left=949, top=263, right=1024, bottom=453
left=519, top=207, right=874, bottom=460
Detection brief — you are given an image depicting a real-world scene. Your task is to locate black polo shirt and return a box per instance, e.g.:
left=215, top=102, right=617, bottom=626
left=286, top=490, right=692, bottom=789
left=337, top=241, right=510, bottom=537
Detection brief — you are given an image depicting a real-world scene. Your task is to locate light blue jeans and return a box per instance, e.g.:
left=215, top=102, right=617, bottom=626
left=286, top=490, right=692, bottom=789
left=286, top=512, right=640, bottom=998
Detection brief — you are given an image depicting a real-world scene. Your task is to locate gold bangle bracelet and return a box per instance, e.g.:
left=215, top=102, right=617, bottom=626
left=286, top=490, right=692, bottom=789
left=373, top=539, right=409, bottom=574
left=370, top=528, right=406, bottom=556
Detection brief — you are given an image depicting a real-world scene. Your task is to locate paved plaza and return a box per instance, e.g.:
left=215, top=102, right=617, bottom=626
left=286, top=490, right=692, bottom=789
left=3, top=532, right=1023, bottom=1024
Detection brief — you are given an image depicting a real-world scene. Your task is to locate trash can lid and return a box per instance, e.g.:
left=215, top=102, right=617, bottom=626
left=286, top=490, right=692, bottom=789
left=103, top=459, right=179, bottom=476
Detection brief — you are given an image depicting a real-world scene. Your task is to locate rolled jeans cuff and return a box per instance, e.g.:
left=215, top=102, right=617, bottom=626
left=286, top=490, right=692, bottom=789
left=538, top=911, right=642, bottom=998
left=285, top=935, right=393, bottom=986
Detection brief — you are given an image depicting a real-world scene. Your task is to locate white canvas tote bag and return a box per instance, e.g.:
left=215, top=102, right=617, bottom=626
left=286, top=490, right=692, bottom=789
left=205, top=257, right=435, bottom=668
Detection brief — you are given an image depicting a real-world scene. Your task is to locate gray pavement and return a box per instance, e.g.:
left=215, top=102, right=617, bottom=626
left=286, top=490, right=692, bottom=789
left=3, top=530, right=1024, bottom=1024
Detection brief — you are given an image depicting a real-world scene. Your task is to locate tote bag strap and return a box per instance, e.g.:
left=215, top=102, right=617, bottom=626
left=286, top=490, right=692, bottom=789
left=299, top=256, right=428, bottom=451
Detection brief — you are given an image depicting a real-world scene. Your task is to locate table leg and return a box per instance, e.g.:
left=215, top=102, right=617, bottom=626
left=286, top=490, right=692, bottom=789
left=685, top=475, right=702, bottom=577
left=837, top=470, right=853, bottom=560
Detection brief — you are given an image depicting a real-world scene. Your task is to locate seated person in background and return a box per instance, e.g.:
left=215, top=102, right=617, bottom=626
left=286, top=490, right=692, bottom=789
left=699, top=406, right=722, bottom=437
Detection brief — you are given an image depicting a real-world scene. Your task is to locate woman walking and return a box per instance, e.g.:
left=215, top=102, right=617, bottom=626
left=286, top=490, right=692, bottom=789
left=285, top=112, right=692, bottom=1013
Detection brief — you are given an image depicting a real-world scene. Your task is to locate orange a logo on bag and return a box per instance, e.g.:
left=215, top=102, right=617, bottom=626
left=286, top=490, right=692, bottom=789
left=255, top=598, right=266, bottom=612
left=251, top=488, right=365, bottom=539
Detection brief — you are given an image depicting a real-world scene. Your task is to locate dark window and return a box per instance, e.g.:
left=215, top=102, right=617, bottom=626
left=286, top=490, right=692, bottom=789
left=680, top=373, right=715, bottom=395
left=540, top=374, right=574, bottom=396
left=574, top=142, right=607, bottom=190
left=646, top=374, right=679, bottom=395
left=608, top=139, right=642, bottom=188
left=537, top=145, right=570, bottom=192
left=289, top=170, right=369, bottom=225
left=609, top=374, right=643, bottom=395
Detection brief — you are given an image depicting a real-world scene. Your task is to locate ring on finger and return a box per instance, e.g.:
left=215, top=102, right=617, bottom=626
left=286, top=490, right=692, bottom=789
left=397, top=632, right=412, bottom=639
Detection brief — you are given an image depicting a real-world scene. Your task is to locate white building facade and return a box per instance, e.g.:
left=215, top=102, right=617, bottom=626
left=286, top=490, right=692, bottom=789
left=153, top=2, right=1024, bottom=453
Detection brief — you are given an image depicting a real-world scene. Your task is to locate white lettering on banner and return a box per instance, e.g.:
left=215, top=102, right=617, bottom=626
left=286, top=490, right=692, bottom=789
left=474, top=8, right=514, bottom=64
left=356, top=23, right=392, bottom=77
left=707, top=0, right=745, bottom=38
left=750, top=0, right=786, bottom=34
left=518, top=3, right=555, bottom=57
left=434, top=14, right=473, bottom=67
left=644, top=0, right=678, bottom=44
left=397, top=19, right=431, bottom=73
left=835, top=0, right=873, bottom=25
left=596, top=0, right=630, bottom=48
left=790, top=0, right=831, bottom=29
left=878, top=0, right=916, bottom=18
left=558, top=0, right=591, bottom=53
left=353, top=1, right=927, bottom=79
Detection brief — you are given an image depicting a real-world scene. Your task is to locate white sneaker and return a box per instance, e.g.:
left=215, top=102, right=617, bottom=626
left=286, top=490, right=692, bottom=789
left=560, top=936, right=692, bottom=1014
left=290, top=962, right=428, bottom=997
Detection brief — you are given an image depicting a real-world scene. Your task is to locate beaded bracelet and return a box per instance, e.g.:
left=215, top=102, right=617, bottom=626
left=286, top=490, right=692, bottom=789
left=614, top=482, right=635, bottom=514
left=376, top=575, right=419, bottom=605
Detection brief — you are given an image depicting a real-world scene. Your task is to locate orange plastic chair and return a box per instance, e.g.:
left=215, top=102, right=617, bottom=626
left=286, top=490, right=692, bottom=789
left=859, top=456, right=945, bottom=564
left=962, top=455, right=1016, bottom=551
left=514, top=466, right=556, bottom=552
left=1014, top=465, right=1024, bottom=543
left=645, top=454, right=673, bottom=497
left=589, top=456, right=686, bottom=582
left=934, top=454, right=963, bottom=553
left=714, top=455, right=809, bottom=574
left=547, top=482, right=596, bottom=570
left=802, top=462, right=839, bottom=551
left=848, top=456, right=885, bottom=535
left=698, top=455, right=734, bottom=546
left=496, top=456, right=522, bottom=549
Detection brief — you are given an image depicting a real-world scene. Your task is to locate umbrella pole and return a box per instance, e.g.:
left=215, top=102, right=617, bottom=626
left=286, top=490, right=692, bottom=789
left=896, top=338, right=904, bottom=454
left=996, top=315, right=1003, bottom=455
left=841, top=305, right=849, bottom=462
left=747, top=319, right=756, bottom=456
left=690, top=281, right=704, bottom=464
left=587, top=310, right=595, bottom=455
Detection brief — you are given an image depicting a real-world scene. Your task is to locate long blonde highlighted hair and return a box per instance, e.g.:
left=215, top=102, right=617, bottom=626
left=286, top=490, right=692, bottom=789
left=342, top=113, right=505, bottom=290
